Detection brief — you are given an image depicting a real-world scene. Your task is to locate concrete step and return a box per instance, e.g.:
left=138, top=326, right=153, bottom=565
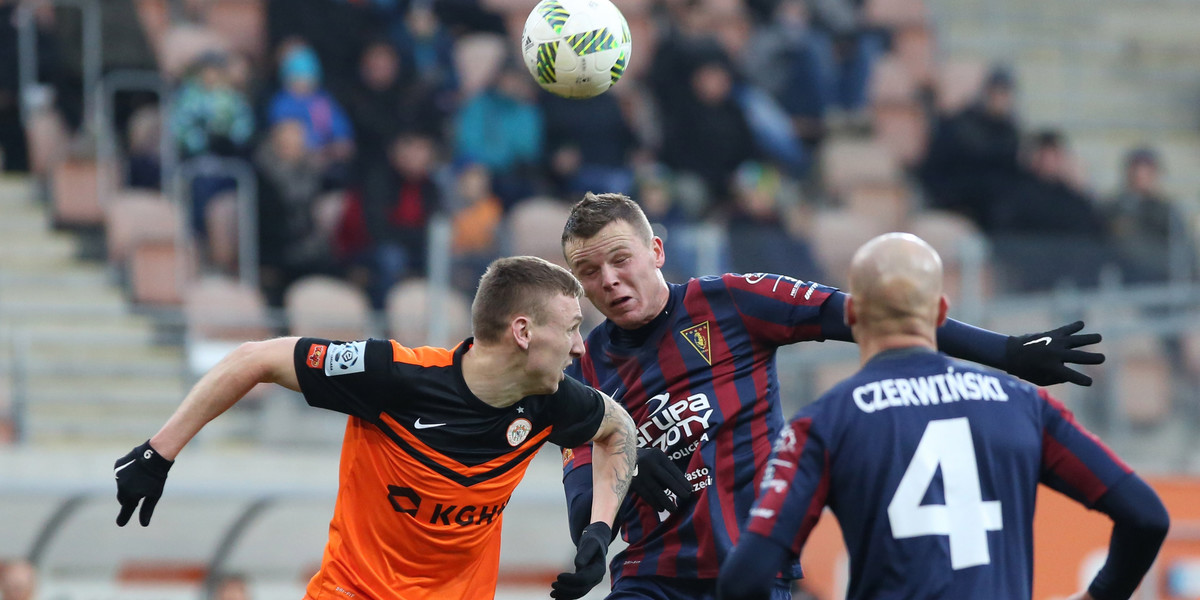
left=0, top=234, right=79, bottom=263
left=24, top=372, right=188, bottom=398
left=0, top=285, right=128, bottom=311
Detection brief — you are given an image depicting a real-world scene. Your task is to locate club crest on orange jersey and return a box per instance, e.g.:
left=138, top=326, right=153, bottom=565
left=307, top=344, right=327, bottom=369
left=680, top=322, right=712, bottom=365
left=507, top=418, right=532, bottom=446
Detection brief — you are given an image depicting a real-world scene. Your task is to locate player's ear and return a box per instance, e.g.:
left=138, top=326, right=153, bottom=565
left=935, top=295, right=949, bottom=327
left=652, top=236, right=666, bottom=268
left=844, top=294, right=858, bottom=327
left=512, top=315, right=533, bottom=350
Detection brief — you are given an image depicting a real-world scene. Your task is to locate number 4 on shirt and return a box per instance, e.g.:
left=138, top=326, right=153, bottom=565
left=887, top=417, right=1003, bottom=569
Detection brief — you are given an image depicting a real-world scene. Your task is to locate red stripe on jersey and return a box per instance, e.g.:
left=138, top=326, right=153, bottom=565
left=1040, top=390, right=1132, bottom=474
left=646, top=313, right=697, bottom=578
left=682, top=283, right=741, bottom=577
left=794, top=451, right=831, bottom=553
left=1042, top=433, right=1109, bottom=504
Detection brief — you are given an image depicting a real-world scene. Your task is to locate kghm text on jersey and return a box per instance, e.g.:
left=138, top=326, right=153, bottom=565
left=852, top=368, right=1009, bottom=414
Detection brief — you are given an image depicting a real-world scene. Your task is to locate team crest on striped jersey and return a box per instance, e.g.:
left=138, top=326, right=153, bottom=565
left=680, top=322, right=712, bottom=365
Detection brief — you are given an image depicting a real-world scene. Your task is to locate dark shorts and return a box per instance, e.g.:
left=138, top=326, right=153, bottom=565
left=607, top=575, right=793, bottom=600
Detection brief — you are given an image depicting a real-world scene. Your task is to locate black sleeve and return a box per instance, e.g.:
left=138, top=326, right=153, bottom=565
left=546, top=376, right=607, bottom=449
left=292, top=338, right=396, bottom=420
left=717, top=531, right=793, bottom=600
left=563, top=464, right=595, bottom=546
left=1086, top=475, right=1171, bottom=600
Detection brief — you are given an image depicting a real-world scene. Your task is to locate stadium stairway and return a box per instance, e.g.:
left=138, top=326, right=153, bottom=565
left=0, top=175, right=193, bottom=448
left=927, top=0, right=1200, bottom=202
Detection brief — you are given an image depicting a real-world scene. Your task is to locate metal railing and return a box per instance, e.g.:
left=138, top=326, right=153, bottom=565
left=174, top=156, right=260, bottom=288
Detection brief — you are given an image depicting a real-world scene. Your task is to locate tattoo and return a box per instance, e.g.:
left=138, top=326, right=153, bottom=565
left=602, top=397, right=638, bottom=499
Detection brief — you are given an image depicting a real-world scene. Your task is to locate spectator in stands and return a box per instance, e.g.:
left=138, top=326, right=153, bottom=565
left=345, top=39, right=442, bottom=174
left=989, top=130, right=1114, bottom=291
left=267, top=44, right=355, bottom=186
left=659, top=56, right=759, bottom=209
left=0, top=559, right=36, bottom=600
left=448, top=161, right=503, bottom=292
left=171, top=52, right=255, bottom=161
left=919, top=66, right=1021, bottom=230
left=339, top=132, right=443, bottom=308
left=125, top=105, right=162, bottom=190
left=725, top=161, right=824, bottom=280
left=390, top=1, right=458, bottom=108
left=171, top=51, right=256, bottom=237
left=453, top=59, right=542, bottom=208
left=1105, top=146, right=1198, bottom=285
left=541, top=90, right=638, bottom=197
left=255, top=119, right=336, bottom=307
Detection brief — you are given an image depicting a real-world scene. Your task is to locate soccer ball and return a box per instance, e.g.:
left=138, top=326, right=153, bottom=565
left=521, top=0, right=632, bottom=99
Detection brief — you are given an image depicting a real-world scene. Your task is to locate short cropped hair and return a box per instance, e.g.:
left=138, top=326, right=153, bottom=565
left=472, top=256, right=584, bottom=343
left=561, top=192, right=655, bottom=247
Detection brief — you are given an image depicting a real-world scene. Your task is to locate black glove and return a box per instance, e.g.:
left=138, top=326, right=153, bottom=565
left=630, top=447, right=692, bottom=513
left=1005, top=321, right=1104, bottom=387
left=551, top=521, right=612, bottom=600
left=114, top=440, right=173, bottom=527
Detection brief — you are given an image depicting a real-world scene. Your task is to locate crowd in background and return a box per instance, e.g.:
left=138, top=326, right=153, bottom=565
left=0, top=0, right=1196, bottom=310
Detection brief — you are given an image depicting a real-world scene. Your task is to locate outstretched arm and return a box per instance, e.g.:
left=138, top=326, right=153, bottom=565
left=151, top=337, right=300, bottom=459
left=114, top=337, right=299, bottom=527
left=819, top=291, right=1105, bottom=386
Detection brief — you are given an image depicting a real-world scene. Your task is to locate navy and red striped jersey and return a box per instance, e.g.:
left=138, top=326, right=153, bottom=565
left=746, top=347, right=1134, bottom=600
left=563, top=273, right=837, bottom=581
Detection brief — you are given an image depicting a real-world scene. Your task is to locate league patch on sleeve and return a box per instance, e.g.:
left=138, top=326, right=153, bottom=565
left=306, top=344, right=327, bottom=369
left=325, top=341, right=367, bottom=376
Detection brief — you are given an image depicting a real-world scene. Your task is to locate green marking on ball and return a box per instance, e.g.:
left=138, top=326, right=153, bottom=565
left=538, top=1, right=570, bottom=34
left=567, top=28, right=617, bottom=56
left=610, top=49, right=627, bottom=83
left=536, top=41, right=558, bottom=84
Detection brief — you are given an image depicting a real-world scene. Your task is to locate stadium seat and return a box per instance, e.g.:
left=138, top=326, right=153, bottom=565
left=869, top=56, right=918, bottom=106
left=905, top=210, right=993, bottom=302
left=863, top=0, right=928, bottom=29
left=819, top=137, right=902, bottom=200
left=505, top=197, right=573, bottom=267
left=24, top=107, right=69, bottom=176
left=385, top=278, right=473, bottom=347
left=105, top=190, right=177, bottom=263
left=52, top=157, right=114, bottom=228
left=935, top=57, right=988, bottom=115
left=158, top=25, right=231, bottom=82
left=893, top=25, right=935, bottom=88
left=186, top=275, right=272, bottom=342
left=105, top=191, right=190, bottom=305
left=453, top=33, right=509, bottom=100
left=809, top=209, right=894, bottom=288
left=843, top=182, right=912, bottom=230
left=204, top=0, right=266, bottom=62
left=284, top=276, right=372, bottom=341
left=1113, top=335, right=1172, bottom=427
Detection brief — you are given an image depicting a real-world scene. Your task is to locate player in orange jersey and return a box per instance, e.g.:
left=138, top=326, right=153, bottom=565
left=113, top=256, right=637, bottom=600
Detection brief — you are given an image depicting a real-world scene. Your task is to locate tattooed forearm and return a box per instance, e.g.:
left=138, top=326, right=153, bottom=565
left=590, top=393, right=638, bottom=525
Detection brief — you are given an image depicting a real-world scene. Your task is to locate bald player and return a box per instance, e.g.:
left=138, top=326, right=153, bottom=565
left=717, top=233, right=1169, bottom=600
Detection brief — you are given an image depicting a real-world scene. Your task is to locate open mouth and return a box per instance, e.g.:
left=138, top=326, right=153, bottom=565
left=611, top=296, right=632, bottom=309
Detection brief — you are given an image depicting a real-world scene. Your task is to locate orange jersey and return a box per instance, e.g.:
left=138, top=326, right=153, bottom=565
left=293, top=338, right=604, bottom=600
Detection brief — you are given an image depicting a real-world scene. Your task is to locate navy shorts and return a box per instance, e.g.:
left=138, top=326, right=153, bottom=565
left=606, top=575, right=793, bottom=600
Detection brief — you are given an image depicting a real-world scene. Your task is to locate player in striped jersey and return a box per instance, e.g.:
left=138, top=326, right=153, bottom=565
left=113, top=256, right=638, bottom=599
left=718, top=233, right=1168, bottom=600
left=557, top=193, right=1107, bottom=600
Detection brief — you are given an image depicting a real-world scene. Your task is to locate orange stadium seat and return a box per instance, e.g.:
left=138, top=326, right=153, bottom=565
left=936, top=57, right=988, bottom=115
left=869, top=57, right=929, bottom=167
left=820, top=137, right=902, bottom=200
left=185, top=275, right=272, bottom=341
left=106, top=191, right=190, bottom=305
left=52, top=157, right=114, bottom=227
left=863, top=0, right=928, bottom=29
left=905, top=210, right=993, bottom=303
left=133, top=0, right=170, bottom=56
left=204, top=191, right=239, bottom=274
left=158, top=25, right=231, bottom=82
left=809, top=209, right=895, bottom=288
left=284, top=276, right=372, bottom=341
left=385, top=278, right=473, bottom=347
left=1113, top=335, right=1173, bottom=427
left=505, top=197, right=573, bottom=267
left=24, top=107, right=69, bottom=176
left=205, top=0, right=266, bottom=62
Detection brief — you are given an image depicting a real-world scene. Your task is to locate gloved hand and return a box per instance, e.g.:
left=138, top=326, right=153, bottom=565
left=630, top=447, right=692, bottom=512
left=114, top=440, right=173, bottom=527
left=1005, top=321, right=1104, bottom=386
left=551, top=521, right=612, bottom=599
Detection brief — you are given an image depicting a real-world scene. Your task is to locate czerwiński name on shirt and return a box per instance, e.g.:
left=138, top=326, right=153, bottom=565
left=852, top=368, right=1009, bottom=414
